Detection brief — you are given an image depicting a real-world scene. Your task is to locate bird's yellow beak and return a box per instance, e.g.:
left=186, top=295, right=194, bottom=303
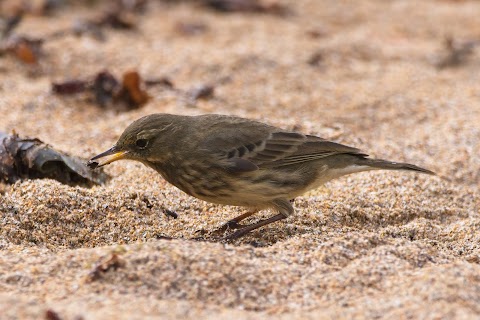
left=87, top=146, right=129, bottom=169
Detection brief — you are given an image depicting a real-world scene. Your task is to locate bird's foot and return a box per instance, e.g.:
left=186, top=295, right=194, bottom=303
left=210, top=220, right=245, bottom=236
left=222, top=227, right=252, bottom=241
left=222, top=212, right=288, bottom=241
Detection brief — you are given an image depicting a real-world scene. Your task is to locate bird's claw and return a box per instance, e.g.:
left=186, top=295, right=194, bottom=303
left=211, top=220, right=244, bottom=235
left=222, top=228, right=251, bottom=241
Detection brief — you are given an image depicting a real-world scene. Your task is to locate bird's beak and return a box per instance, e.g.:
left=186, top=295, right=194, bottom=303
left=87, top=146, right=129, bottom=169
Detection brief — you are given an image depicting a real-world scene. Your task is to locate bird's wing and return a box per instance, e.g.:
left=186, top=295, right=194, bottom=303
left=264, top=135, right=366, bottom=168
left=199, top=117, right=364, bottom=172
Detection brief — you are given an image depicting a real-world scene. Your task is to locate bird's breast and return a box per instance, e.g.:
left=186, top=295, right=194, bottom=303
left=149, top=161, right=235, bottom=200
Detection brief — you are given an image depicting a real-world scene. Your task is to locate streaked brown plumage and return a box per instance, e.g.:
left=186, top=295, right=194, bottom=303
left=88, top=113, right=434, bottom=239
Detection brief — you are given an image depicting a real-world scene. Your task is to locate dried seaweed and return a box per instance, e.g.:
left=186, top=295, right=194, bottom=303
left=203, top=0, right=290, bottom=15
left=52, top=80, right=88, bottom=95
left=145, top=76, right=174, bottom=88
left=0, top=132, right=109, bottom=186
left=52, top=70, right=153, bottom=110
left=93, top=70, right=121, bottom=107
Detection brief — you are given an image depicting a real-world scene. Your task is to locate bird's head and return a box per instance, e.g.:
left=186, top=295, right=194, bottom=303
left=87, top=114, right=178, bottom=169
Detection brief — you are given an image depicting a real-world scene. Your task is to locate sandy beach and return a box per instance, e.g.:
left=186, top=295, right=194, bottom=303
left=1, top=0, right=479, bottom=318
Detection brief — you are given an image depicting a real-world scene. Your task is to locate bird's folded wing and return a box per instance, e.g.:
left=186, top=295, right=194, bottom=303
left=261, top=135, right=366, bottom=168
left=204, top=126, right=365, bottom=172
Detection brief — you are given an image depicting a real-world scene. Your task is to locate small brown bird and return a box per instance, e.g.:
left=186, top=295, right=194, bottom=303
left=88, top=114, right=434, bottom=239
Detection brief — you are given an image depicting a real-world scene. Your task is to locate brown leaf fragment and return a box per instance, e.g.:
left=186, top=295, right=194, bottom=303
left=3, top=36, right=43, bottom=64
left=87, top=253, right=126, bottom=282
left=45, top=309, right=62, bottom=320
left=435, top=36, right=479, bottom=69
left=14, top=41, right=37, bottom=63
left=0, top=132, right=110, bottom=186
left=51, top=80, right=88, bottom=95
left=116, top=70, right=151, bottom=108
left=203, top=0, right=290, bottom=15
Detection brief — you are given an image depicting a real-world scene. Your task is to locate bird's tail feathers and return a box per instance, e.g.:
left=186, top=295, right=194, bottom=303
left=356, top=158, right=435, bottom=175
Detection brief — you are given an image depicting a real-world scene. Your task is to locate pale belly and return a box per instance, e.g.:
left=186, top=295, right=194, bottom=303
left=154, top=161, right=373, bottom=207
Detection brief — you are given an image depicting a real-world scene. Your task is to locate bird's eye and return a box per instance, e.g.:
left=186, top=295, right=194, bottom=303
left=135, top=139, right=148, bottom=149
